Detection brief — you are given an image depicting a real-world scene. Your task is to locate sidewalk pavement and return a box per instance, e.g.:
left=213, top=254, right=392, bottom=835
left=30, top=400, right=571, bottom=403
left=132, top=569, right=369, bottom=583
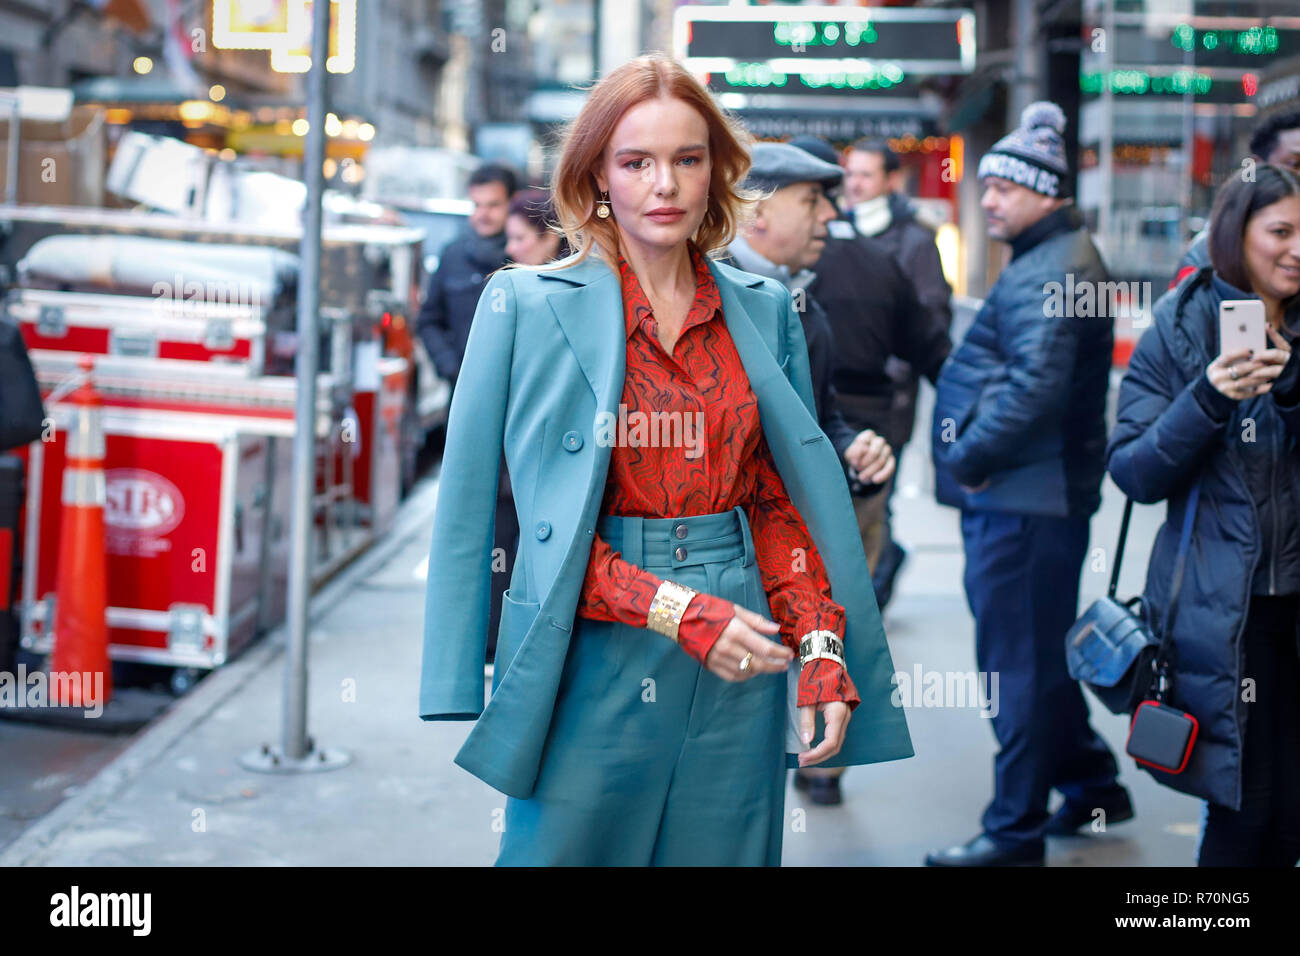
left=1, top=386, right=1209, bottom=866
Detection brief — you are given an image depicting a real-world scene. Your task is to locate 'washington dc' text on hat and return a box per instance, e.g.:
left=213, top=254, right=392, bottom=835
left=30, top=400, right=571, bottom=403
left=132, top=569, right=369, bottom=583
left=977, top=101, right=1072, bottom=199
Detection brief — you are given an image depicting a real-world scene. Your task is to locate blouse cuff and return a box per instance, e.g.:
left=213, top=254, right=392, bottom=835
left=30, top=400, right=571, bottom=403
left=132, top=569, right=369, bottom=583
left=673, top=591, right=735, bottom=666
left=797, top=658, right=861, bottom=711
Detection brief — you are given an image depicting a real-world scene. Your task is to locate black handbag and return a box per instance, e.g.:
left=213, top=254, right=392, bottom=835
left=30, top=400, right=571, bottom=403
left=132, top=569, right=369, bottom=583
left=0, top=319, right=45, bottom=452
left=1065, top=482, right=1200, bottom=715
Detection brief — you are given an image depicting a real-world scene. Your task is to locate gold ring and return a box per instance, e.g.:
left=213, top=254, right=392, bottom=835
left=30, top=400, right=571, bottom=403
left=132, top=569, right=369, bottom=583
left=738, top=652, right=753, bottom=673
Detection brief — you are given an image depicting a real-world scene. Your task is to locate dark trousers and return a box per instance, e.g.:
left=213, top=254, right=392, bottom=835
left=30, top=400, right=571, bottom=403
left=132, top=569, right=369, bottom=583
left=961, top=510, right=1125, bottom=847
left=1198, top=594, right=1300, bottom=867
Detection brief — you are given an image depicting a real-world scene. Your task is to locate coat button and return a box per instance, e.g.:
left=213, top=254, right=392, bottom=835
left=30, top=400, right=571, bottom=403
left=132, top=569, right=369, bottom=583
left=562, top=430, right=583, bottom=452
left=535, top=521, right=552, bottom=540
left=674, top=545, right=687, bottom=561
left=674, top=523, right=688, bottom=539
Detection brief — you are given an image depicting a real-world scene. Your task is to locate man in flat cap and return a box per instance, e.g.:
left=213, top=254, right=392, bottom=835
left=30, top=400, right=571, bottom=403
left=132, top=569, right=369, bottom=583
left=729, top=141, right=894, bottom=496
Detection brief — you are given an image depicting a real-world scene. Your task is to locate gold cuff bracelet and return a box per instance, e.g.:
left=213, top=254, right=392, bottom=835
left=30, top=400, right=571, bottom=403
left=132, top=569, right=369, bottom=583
left=647, top=580, right=698, bottom=643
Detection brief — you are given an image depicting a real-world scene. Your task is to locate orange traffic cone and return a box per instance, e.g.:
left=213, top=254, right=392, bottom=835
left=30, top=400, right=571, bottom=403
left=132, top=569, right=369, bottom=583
left=49, top=356, right=112, bottom=709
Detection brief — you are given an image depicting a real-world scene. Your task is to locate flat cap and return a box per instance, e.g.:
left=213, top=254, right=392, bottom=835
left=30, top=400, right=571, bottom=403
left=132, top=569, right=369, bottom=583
left=787, top=135, right=840, bottom=168
left=745, top=141, right=844, bottom=193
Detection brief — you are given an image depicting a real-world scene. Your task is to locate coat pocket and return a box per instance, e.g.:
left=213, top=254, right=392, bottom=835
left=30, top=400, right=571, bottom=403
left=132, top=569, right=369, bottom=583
left=496, top=588, right=541, bottom=679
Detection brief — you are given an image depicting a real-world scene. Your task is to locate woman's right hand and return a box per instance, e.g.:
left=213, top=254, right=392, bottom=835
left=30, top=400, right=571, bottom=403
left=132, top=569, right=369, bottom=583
left=703, top=604, right=793, bottom=681
left=1207, top=347, right=1289, bottom=401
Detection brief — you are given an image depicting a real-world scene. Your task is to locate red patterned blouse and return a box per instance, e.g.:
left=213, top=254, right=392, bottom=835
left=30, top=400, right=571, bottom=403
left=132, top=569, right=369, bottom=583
left=575, top=241, right=860, bottom=712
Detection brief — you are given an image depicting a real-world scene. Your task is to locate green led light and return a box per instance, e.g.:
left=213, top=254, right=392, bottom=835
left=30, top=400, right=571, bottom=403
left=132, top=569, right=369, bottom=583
left=1170, top=24, right=1279, bottom=56
left=1079, top=69, right=1217, bottom=96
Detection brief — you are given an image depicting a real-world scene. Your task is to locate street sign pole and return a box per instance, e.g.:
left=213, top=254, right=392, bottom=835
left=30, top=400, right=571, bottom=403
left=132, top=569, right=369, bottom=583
left=242, top=0, right=349, bottom=775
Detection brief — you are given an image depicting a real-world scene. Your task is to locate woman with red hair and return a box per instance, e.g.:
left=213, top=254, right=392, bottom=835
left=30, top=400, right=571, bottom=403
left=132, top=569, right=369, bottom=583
left=419, top=53, right=912, bottom=866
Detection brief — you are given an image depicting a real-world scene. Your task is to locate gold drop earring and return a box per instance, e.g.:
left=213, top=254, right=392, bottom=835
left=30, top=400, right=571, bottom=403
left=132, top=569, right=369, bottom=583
left=596, top=191, right=612, bottom=220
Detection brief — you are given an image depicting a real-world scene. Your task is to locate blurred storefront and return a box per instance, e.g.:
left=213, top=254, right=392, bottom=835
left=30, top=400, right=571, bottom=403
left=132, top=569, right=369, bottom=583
left=0, top=1, right=457, bottom=194
left=1078, top=0, right=1300, bottom=291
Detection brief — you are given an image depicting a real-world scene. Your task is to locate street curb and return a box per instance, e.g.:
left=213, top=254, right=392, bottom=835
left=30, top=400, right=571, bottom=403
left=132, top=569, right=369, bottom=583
left=0, top=475, right=441, bottom=867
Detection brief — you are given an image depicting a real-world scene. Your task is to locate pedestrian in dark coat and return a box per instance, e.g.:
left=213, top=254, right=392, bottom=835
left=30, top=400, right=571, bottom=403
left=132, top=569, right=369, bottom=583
left=416, top=162, right=517, bottom=387
left=926, top=102, right=1131, bottom=867
left=839, top=138, right=953, bottom=451
left=1107, top=164, right=1300, bottom=867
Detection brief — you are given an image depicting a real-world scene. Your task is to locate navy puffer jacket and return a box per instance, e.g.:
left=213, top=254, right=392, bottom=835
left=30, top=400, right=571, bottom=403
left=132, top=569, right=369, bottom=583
left=932, top=204, right=1112, bottom=516
left=1107, top=267, right=1300, bottom=810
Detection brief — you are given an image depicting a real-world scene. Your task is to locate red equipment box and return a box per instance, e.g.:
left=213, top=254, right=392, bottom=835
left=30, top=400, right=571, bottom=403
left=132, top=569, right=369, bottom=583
left=7, top=288, right=272, bottom=376
left=21, top=403, right=293, bottom=669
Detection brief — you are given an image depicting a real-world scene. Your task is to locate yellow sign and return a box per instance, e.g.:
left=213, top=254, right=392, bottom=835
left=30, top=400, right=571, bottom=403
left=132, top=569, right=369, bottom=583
left=270, top=0, right=356, bottom=74
left=212, top=0, right=293, bottom=50
left=212, top=0, right=355, bottom=73
left=227, top=125, right=367, bottom=159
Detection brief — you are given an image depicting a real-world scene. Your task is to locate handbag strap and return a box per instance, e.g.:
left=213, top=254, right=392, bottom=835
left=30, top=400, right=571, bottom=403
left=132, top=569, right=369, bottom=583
left=1154, top=481, right=1202, bottom=700
left=1107, top=498, right=1135, bottom=599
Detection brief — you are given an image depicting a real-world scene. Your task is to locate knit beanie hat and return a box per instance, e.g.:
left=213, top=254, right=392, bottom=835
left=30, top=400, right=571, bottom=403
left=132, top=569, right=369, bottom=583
left=976, top=101, right=1071, bottom=198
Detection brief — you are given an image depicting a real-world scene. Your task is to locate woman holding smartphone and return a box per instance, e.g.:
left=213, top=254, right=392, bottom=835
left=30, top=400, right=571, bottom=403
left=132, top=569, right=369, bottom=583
left=418, top=53, right=911, bottom=866
left=1107, top=164, right=1300, bottom=866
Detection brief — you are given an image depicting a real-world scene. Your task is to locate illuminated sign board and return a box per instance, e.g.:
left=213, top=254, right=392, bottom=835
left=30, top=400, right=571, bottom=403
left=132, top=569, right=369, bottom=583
left=270, top=0, right=356, bottom=73
left=212, top=0, right=355, bottom=73
left=212, top=0, right=292, bottom=49
left=673, top=6, right=976, bottom=78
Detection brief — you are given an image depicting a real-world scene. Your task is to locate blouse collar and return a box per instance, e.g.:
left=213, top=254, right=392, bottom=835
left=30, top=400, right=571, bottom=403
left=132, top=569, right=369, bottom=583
left=617, top=241, right=723, bottom=342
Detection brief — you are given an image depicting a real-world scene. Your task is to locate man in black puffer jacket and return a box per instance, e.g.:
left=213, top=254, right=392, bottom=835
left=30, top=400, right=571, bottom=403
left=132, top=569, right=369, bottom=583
left=925, top=103, right=1132, bottom=867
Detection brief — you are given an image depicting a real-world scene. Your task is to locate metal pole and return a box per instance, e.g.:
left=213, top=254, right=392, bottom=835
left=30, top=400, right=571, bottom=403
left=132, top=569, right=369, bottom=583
left=283, top=0, right=331, bottom=763
left=241, top=0, right=348, bottom=775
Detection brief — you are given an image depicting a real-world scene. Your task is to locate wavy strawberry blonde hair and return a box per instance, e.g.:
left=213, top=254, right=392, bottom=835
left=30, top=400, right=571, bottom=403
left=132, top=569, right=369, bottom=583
left=550, top=52, right=757, bottom=268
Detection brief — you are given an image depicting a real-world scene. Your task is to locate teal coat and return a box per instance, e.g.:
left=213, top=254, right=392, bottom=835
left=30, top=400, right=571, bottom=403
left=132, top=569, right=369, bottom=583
left=419, top=251, right=914, bottom=799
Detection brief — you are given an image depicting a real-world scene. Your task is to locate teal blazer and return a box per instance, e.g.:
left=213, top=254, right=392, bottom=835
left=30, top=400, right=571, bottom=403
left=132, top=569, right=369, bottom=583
left=419, top=251, right=914, bottom=799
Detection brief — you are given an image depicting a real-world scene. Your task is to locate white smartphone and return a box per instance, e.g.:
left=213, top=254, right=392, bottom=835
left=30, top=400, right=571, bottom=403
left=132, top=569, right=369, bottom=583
left=1220, top=299, right=1267, bottom=357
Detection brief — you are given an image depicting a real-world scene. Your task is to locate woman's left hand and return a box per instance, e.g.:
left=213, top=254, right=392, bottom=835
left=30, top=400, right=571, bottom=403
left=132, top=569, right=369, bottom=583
left=797, top=700, right=850, bottom=767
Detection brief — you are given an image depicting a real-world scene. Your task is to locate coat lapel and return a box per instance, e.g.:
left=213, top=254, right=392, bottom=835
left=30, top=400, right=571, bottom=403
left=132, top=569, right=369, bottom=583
left=710, top=259, right=821, bottom=437
left=544, top=257, right=624, bottom=407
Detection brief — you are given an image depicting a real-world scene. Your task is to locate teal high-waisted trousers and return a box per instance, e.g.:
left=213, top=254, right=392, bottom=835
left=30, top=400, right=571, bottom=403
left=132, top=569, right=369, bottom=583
left=495, top=505, right=789, bottom=866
